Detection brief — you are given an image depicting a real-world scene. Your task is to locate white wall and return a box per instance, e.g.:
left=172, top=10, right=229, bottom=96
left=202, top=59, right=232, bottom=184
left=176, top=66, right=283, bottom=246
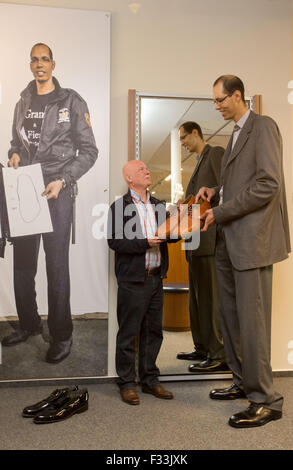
left=1, top=0, right=292, bottom=375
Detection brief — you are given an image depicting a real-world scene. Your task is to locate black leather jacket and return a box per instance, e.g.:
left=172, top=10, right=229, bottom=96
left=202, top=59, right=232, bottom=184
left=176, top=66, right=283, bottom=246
left=8, top=77, right=98, bottom=185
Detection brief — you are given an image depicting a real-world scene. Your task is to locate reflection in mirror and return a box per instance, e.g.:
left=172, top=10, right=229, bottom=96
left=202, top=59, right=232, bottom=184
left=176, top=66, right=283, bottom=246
left=139, top=95, right=253, bottom=205
left=129, top=91, right=257, bottom=378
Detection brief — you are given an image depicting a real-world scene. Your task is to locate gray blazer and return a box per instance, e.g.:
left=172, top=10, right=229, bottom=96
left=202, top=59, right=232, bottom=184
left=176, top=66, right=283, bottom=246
left=213, top=111, right=291, bottom=271
left=186, top=144, right=224, bottom=258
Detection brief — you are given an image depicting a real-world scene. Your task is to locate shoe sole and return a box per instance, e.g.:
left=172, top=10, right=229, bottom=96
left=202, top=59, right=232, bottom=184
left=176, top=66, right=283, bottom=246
left=121, top=399, right=140, bottom=405
left=142, top=389, right=173, bottom=399
left=210, top=394, right=246, bottom=400
left=46, top=352, right=71, bottom=364
left=177, top=357, right=206, bottom=361
left=229, top=413, right=282, bottom=428
left=190, top=368, right=231, bottom=373
left=33, top=403, right=88, bottom=424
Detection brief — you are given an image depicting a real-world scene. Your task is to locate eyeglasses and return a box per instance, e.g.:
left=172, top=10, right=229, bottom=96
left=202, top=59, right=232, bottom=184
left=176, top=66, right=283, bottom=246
left=179, top=133, right=191, bottom=142
left=213, top=94, right=232, bottom=105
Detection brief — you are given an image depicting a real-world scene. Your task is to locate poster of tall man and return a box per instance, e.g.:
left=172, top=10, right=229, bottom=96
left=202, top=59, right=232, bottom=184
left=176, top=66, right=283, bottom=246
left=0, top=4, right=110, bottom=380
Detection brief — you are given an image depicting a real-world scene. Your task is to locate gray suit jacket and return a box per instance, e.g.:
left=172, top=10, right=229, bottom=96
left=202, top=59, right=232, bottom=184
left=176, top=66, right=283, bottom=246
left=186, top=144, right=224, bottom=258
left=213, top=111, right=291, bottom=271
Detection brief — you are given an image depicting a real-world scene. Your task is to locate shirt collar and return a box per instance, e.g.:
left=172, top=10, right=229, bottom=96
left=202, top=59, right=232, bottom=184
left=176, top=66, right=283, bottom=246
left=235, top=109, right=251, bottom=129
left=130, top=189, right=150, bottom=203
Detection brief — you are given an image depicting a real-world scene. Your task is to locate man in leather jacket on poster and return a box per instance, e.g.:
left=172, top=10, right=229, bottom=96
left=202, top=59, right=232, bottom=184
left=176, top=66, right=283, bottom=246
left=1, top=43, right=98, bottom=363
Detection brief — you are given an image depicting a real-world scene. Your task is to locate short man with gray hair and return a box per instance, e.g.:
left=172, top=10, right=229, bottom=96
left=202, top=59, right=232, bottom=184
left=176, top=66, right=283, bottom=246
left=108, top=160, right=174, bottom=405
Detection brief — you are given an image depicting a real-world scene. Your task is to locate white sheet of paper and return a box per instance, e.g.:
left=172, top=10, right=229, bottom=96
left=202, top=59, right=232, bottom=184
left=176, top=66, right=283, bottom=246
left=2, top=163, right=53, bottom=237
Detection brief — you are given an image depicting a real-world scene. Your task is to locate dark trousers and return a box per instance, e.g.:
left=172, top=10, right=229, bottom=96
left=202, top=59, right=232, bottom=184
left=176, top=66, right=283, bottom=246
left=13, top=186, right=73, bottom=342
left=116, top=274, right=163, bottom=390
left=215, top=226, right=283, bottom=411
left=188, top=255, right=225, bottom=360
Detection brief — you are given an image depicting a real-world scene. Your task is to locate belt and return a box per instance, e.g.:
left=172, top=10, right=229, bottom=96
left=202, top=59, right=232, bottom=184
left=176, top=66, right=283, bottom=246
left=145, top=266, right=161, bottom=276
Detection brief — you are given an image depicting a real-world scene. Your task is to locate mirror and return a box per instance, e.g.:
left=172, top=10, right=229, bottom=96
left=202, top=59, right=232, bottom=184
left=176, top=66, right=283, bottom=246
left=129, top=90, right=260, bottom=378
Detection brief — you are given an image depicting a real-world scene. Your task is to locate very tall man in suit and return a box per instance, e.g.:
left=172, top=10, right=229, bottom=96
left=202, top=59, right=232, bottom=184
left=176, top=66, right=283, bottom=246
left=177, top=121, right=227, bottom=372
left=196, top=75, right=291, bottom=428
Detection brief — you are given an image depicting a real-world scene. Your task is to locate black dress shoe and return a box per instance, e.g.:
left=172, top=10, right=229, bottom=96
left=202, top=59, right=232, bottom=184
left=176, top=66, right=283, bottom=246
left=22, top=386, right=78, bottom=417
left=46, top=337, right=72, bottom=364
left=2, top=326, right=42, bottom=347
left=229, top=403, right=282, bottom=428
left=33, top=388, right=89, bottom=424
left=177, top=349, right=206, bottom=361
left=210, top=383, right=246, bottom=400
left=189, top=358, right=230, bottom=373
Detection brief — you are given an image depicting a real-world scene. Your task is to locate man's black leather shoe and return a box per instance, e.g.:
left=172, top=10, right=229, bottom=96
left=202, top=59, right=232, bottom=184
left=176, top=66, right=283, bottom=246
left=33, top=388, right=89, bottom=424
left=46, top=337, right=72, bottom=364
left=229, top=403, right=282, bottom=428
left=210, top=383, right=246, bottom=400
left=22, top=386, right=78, bottom=417
left=2, top=326, right=43, bottom=347
left=189, top=358, right=230, bottom=373
left=177, top=349, right=206, bottom=361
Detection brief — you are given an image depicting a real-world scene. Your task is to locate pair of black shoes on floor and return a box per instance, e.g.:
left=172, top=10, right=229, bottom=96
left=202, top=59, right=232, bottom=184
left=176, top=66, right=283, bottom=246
left=22, top=386, right=89, bottom=424
left=177, top=349, right=229, bottom=372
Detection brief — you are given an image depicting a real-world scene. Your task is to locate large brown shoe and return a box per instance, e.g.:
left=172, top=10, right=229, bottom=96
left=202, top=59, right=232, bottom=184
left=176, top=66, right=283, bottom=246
left=142, top=384, right=174, bottom=399
left=120, top=389, right=140, bottom=405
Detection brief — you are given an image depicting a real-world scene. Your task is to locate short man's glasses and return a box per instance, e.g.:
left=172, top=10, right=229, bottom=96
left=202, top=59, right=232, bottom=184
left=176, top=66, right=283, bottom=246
left=213, top=94, right=232, bottom=105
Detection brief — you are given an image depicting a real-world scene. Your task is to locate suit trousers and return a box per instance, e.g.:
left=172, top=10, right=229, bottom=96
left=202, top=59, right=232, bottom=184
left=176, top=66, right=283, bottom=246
left=116, top=274, right=163, bottom=390
left=215, top=226, right=283, bottom=411
left=188, top=255, right=225, bottom=360
left=12, top=186, right=73, bottom=342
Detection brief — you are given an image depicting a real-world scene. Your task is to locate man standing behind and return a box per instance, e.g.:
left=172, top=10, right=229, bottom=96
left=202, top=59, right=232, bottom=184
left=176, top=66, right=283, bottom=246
left=177, top=121, right=227, bottom=373
left=1, top=43, right=98, bottom=363
left=108, top=160, right=174, bottom=405
left=196, top=75, right=290, bottom=428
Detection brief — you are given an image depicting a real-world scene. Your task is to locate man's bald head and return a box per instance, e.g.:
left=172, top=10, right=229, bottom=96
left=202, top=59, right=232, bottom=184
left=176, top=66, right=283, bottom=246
left=122, top=160, right=151, bottom=192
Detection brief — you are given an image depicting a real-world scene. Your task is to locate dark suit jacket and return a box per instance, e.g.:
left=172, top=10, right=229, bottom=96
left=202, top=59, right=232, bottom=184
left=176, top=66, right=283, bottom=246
left=108, top=189, right=170, bottom=283
left=213, top=111, right=291, bottom=270
left=185, top=144, right=224, bottom=258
